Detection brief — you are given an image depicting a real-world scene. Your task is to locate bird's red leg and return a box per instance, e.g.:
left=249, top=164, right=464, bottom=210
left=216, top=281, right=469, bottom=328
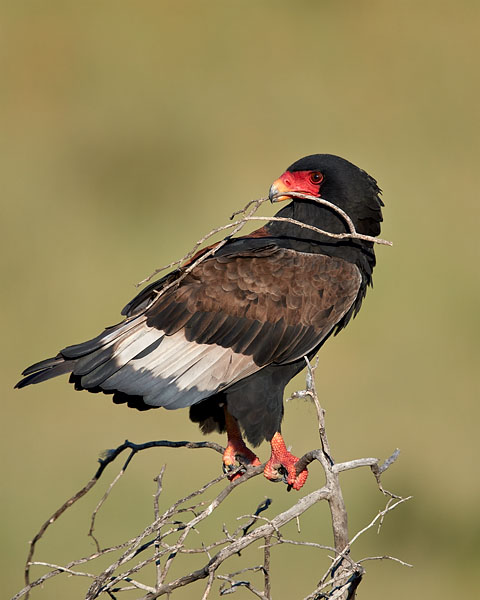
left=223, top=408, right=261, bottom=480
left=264, top=432, right=308, bottom=491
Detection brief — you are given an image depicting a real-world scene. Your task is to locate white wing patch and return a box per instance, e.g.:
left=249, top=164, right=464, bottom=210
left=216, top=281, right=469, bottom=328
left=96, top=326, right=259, bottom=409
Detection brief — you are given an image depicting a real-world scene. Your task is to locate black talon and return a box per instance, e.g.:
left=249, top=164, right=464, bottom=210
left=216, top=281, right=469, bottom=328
left=278, top=465, right=289, bottom=485
left=223, top=462, right=246, bottom=480
left=223, top=463, right=237, bottom=474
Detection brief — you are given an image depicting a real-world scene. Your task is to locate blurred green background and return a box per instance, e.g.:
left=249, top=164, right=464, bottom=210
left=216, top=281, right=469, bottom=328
left=2, top=1, right=479, bottom=598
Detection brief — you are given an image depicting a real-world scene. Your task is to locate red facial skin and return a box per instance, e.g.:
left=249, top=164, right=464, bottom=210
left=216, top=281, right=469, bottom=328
left=272, top=170, right=324, bottom=200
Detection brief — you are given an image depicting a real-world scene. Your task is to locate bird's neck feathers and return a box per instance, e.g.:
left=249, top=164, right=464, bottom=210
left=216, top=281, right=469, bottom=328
left=265, top=197, right=381, bottom=283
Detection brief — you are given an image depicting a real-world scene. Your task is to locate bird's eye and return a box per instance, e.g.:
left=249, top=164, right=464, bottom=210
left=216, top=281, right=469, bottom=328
left=309, top=172, right=324, bottom=185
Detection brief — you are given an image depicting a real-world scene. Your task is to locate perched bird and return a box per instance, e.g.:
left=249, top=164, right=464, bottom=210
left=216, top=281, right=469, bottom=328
left=16, top=154, right=383, bottom=491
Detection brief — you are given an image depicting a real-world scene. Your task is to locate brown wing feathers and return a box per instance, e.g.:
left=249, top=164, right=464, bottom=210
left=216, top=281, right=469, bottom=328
left=152, top=248, right=361, bottom=366
left=16, top=246, right=361, bottom=410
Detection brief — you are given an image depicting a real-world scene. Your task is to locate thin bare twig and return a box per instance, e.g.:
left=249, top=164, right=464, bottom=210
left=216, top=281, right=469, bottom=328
left=263, top=535, right=272, bottom=600
left=357, top=555, right=413, bottom=568
left=89, top=465, right=129, bottom=552
left=153, top=466, right=166, bottom=591
left=218, top=566, right=266, bottom=598
left=136, top=197, right=268, bottom=288
left=201, top=569, right=216, bottom=600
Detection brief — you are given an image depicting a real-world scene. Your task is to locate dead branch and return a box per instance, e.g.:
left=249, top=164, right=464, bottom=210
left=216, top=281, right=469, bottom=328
left=13, top=361, right=409, bottom=600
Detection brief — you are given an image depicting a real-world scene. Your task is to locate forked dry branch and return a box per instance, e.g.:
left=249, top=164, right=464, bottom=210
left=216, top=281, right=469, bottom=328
left=13, top=360, right=410, bottom=600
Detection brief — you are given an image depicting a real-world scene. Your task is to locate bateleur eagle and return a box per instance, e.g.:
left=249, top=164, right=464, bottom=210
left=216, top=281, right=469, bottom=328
left=16, top=154, right=384, bottom=491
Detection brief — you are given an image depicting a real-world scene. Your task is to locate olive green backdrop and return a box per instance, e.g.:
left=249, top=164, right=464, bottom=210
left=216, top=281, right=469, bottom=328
left=2, top=1, right=479, bottom=598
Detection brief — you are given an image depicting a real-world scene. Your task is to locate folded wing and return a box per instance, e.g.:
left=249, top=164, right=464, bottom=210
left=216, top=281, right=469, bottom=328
left=16, top=245, right=361, bottom=409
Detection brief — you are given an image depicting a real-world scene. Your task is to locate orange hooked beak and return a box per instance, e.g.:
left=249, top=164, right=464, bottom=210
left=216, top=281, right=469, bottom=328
left=268, top=175, right=293, bottom=203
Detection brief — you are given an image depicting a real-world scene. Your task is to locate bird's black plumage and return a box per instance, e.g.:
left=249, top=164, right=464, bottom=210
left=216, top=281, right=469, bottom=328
left=16, top=154, right=383, bottom=452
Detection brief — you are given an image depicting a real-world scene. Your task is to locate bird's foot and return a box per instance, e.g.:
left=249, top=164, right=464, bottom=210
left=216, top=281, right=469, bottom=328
left=263, top=432, right=308, bottom=491
left=222, top=438, right=261, bottom=481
